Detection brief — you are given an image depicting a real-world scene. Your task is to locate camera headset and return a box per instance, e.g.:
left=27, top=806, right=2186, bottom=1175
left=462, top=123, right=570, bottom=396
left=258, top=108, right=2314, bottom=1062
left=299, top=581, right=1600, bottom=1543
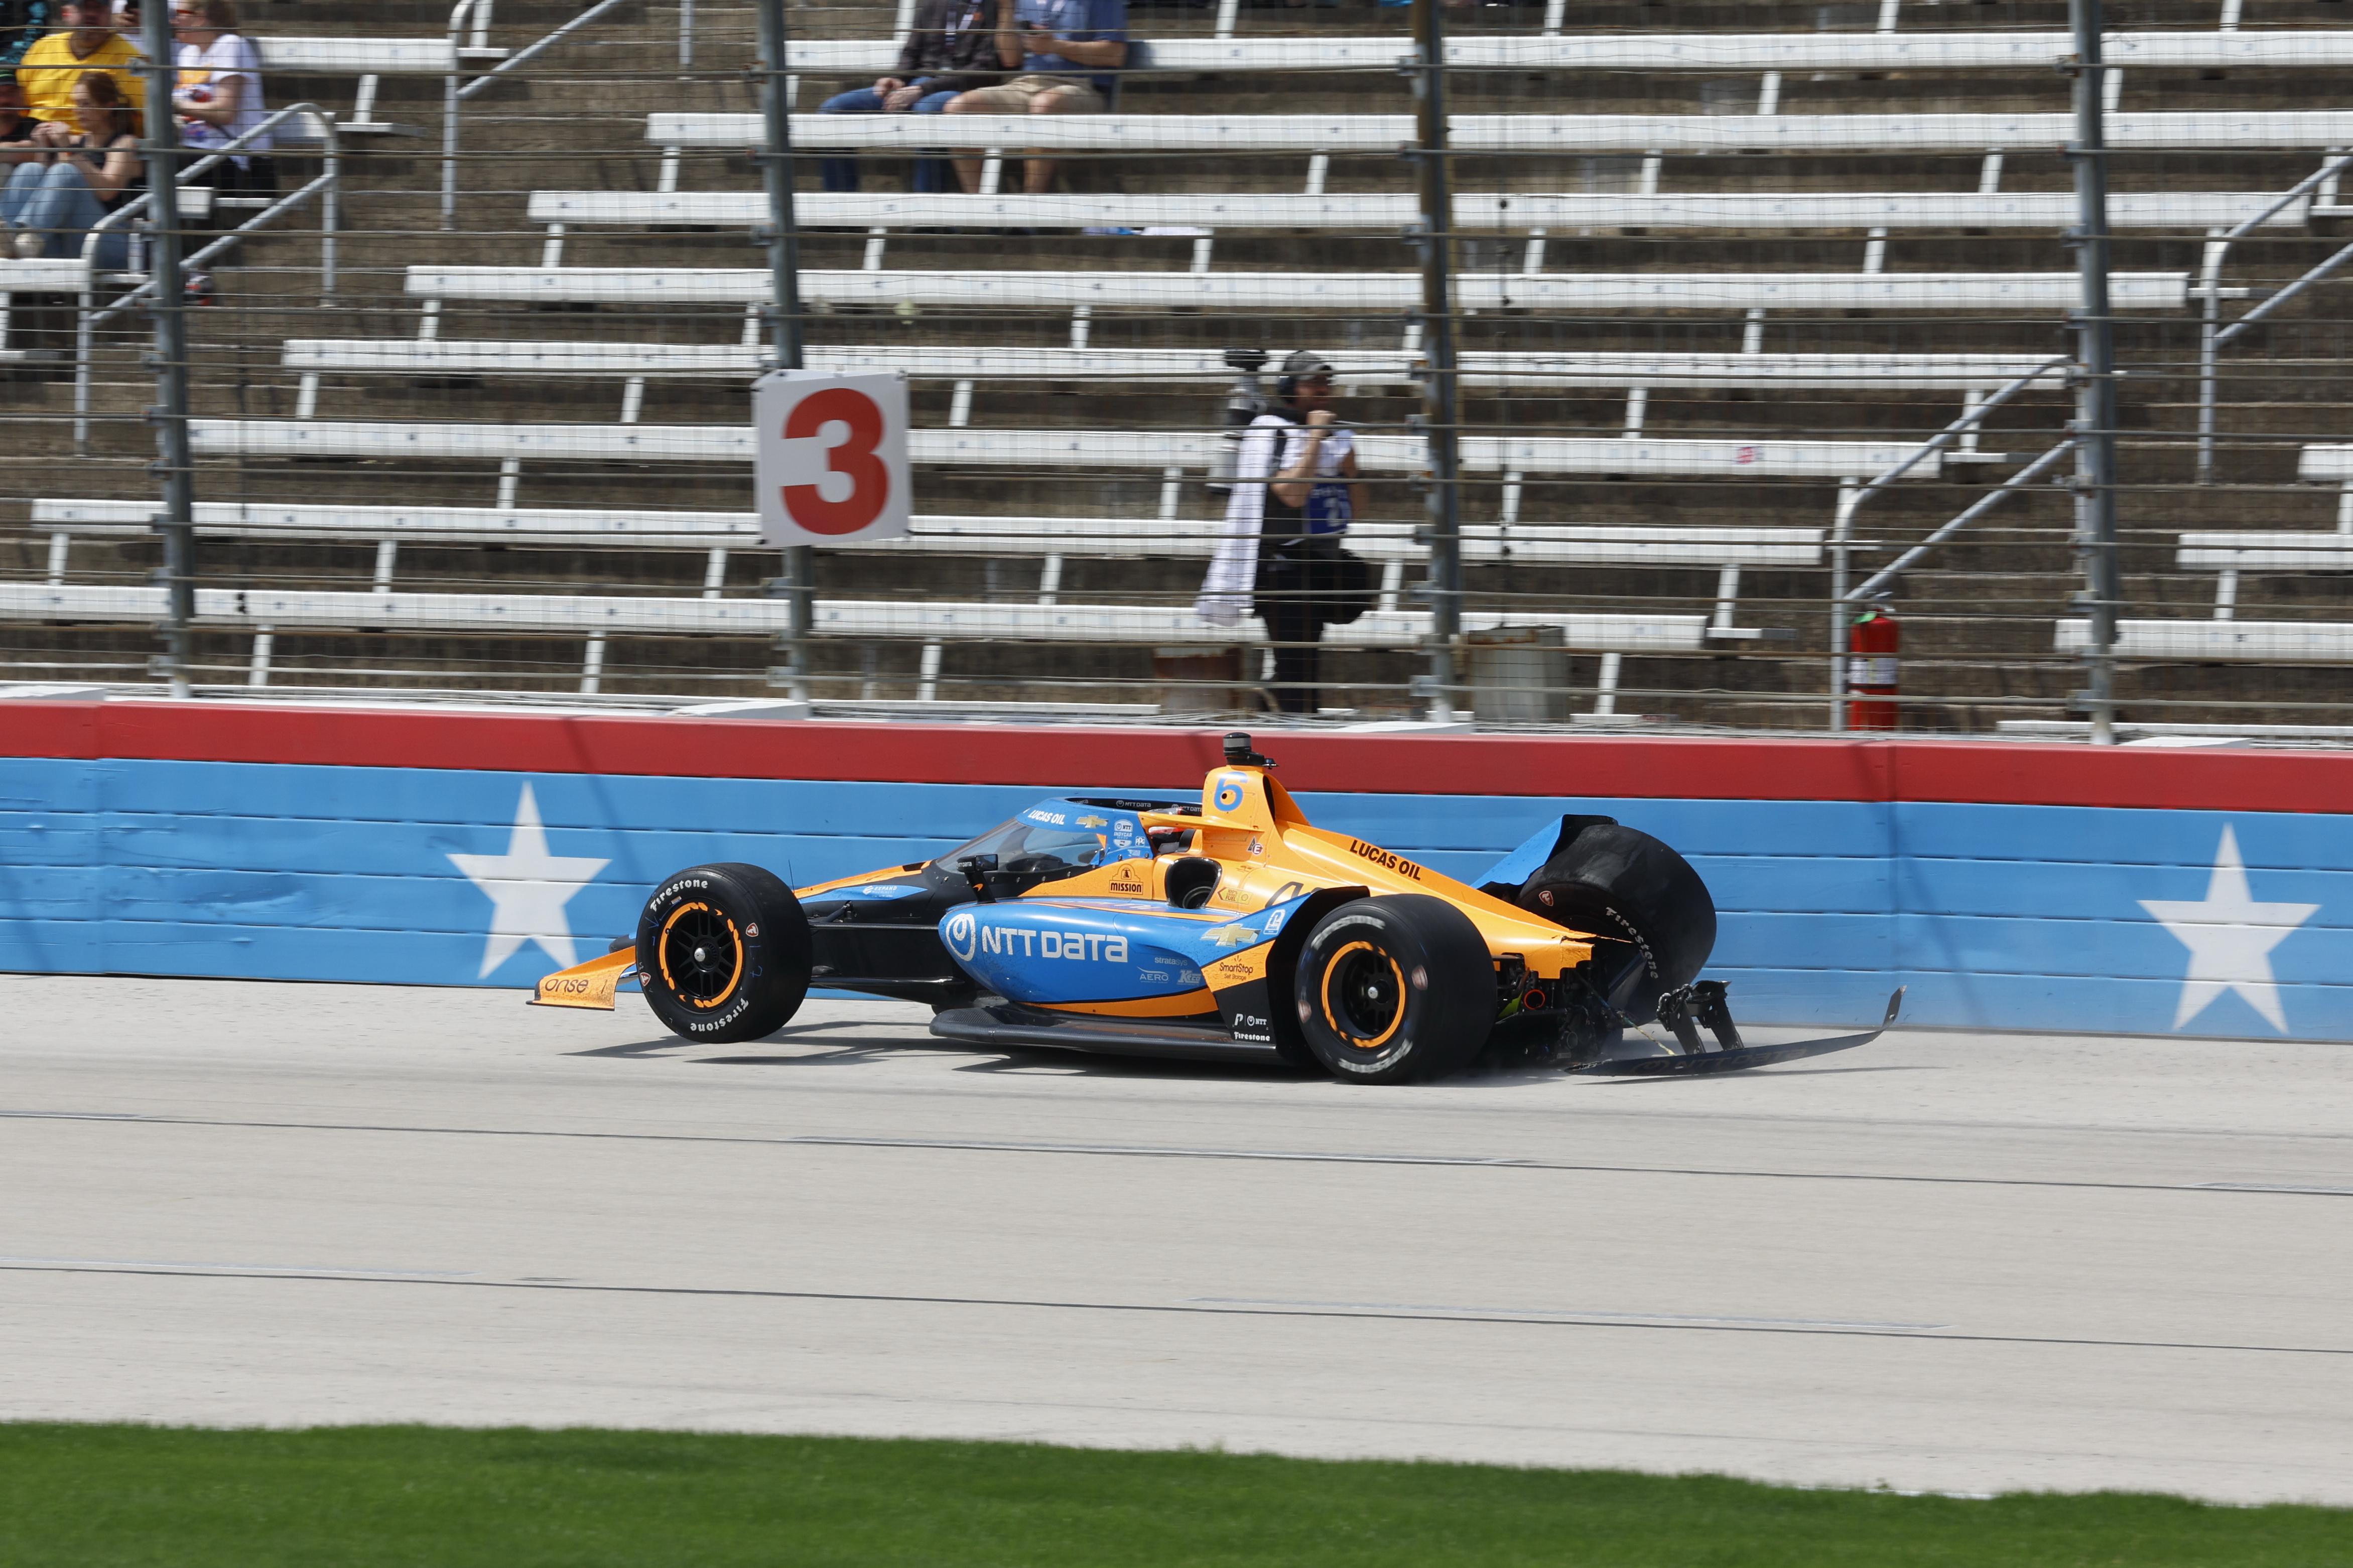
left=1274, top=348, right=1336, bottom=402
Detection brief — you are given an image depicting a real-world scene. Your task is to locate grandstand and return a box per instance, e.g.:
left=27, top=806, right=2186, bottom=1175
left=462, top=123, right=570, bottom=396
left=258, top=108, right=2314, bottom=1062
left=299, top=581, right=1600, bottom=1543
left=6, top=0, right=2353, bottom=728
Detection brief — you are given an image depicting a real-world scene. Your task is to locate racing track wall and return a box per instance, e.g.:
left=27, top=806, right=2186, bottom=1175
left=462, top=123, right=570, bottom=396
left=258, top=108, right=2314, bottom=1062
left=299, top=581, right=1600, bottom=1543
left=2, top=701, right=2348, bottom=1040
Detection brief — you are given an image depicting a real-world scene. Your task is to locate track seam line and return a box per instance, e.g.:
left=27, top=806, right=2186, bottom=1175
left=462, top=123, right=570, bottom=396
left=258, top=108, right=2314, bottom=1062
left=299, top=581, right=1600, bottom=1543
left=4, top=1263, right=2347, bottom=1358
left=5, top=1110, right=2348, bottom=1200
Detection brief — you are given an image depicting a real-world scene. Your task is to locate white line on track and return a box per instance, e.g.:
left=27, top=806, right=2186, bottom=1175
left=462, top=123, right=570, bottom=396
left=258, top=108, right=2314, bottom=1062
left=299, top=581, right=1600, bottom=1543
left=1188, top=1298, right=1952, bottom=1331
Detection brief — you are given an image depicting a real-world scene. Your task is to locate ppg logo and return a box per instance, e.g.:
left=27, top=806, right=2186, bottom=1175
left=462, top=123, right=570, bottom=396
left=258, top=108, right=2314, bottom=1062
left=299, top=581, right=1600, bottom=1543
left=1214, top=775, right=1246, bottom=811
left=944, top=910, right=978, bottom=961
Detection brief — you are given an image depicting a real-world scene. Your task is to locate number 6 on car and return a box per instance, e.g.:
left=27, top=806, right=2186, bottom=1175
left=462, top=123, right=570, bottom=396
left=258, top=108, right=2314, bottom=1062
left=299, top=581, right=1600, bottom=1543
left=753, top=370, right=912, bottom=545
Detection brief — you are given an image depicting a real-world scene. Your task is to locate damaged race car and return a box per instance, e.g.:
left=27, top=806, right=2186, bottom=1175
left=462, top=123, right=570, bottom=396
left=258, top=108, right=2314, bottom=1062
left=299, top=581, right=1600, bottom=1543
left=532, top=733, right=1901, bottom=1081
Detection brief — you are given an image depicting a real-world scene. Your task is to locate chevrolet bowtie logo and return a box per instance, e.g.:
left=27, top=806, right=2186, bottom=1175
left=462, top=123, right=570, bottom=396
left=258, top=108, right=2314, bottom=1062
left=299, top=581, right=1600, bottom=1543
left=1208, top=925, right=1258, bottom=948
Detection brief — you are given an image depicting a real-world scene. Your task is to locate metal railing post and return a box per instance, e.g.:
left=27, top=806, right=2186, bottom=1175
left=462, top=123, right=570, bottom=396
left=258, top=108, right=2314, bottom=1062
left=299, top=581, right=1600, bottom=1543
left=139, top=0, right=195, bottom=696
left=74, top=104, right=338, bottom=453
left=1411, top=0, right=1462, bottom=722
left=321, top=119, right=340, bottom=302
left=2066, top=0, right=2121, bottom=744
left=757, top=0, right=813, bottom=702
left=441, top=0, right=470, bottom=231
left=2192, top=150, right=2353, bottom=482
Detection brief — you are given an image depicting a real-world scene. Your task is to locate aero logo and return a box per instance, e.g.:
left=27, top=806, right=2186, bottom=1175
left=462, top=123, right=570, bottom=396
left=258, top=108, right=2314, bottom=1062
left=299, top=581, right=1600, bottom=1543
left=754, top=370, right=912, bottom=545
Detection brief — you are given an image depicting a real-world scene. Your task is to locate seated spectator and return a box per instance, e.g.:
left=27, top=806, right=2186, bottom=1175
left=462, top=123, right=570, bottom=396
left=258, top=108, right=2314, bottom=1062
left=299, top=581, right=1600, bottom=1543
left=172, top=0, right=271, bottom=198
left=3, top=1, right=56, bottom=72
left=944, top=0, right=1125, bottom=196
left=819, top=0, right=1001, bottom=194
left=17, top=0, right=142, bottom=133
left=3, top=69, right=140, bottom=263
left=0, top=77, right=41, bottom=165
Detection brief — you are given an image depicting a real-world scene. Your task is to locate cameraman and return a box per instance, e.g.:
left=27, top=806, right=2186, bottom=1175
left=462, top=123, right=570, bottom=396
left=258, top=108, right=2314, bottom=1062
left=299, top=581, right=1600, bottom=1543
left=1196, top=349, right=1371, bottom=716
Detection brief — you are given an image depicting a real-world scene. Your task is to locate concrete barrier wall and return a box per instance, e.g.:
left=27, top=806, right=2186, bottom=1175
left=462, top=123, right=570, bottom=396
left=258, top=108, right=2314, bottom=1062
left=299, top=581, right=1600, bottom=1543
left=3, top=700, right=2347, bottom=1039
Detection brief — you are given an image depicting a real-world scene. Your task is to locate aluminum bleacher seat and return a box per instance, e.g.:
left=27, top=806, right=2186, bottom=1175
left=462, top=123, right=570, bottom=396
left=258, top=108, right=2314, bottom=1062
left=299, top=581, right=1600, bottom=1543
left=770, top=31, right=2353, bottom=75
left=2152, top=446, right=2353, bottom=624
left=0, top=260, right=92, bottom=296
left=404, top=265, right=2194, bottom=313
left=0, top=580, right=1707, bottom=703
left=278, top=339, right=2058, bottom=391
left=2055, top=618, right=2353, bottom=662
left=186, top=419, right=1937, bottom=480
left=525, top=190, right=2301, bottom=233
left=252, top=34, right=504, bottom=135
left=0, top=259, right=88, bottom=366
left=32, top=498, right=1818, bottom=639
left=0, top=581, right=1704, bottom=654
left=661, top=109, right=2353, bottom=155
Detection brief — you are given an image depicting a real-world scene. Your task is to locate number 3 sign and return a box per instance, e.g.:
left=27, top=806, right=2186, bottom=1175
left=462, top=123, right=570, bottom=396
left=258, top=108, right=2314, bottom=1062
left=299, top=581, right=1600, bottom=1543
left=753, top=370, right=912, bottom=545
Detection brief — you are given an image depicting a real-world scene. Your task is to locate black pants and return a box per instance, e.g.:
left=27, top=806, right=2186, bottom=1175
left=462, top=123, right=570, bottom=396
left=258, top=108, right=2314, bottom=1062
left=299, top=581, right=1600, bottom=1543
left=1261, top=600, right=1324, bottom=715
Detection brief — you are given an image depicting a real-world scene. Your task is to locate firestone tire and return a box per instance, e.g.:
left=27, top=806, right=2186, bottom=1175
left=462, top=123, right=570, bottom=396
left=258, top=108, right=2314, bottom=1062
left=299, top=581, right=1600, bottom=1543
left=1291, top=895, right=1494, bottom=1083
left=636, top=863, right=812, bottom=1044
left=1516, top=824, right=1716, bottom=1014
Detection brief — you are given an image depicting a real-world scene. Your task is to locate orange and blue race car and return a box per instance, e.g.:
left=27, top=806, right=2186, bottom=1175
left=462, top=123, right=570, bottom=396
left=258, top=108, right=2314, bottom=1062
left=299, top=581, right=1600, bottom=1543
left=532, top=733, right=1900, bottom=1081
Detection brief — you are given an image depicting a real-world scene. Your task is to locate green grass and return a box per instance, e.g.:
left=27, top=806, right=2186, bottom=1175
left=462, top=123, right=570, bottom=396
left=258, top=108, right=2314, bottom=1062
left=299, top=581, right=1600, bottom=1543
left=2, top=1424, right=2347, bottom=1567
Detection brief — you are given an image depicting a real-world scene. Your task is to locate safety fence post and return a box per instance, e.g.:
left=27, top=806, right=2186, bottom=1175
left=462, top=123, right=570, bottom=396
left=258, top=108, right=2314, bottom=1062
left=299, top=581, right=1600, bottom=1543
left=2066, top=0, right=2122, bottom=745
left=140, top=0, right=195, bottom=698
left=757, top=0, right=813, bottom=702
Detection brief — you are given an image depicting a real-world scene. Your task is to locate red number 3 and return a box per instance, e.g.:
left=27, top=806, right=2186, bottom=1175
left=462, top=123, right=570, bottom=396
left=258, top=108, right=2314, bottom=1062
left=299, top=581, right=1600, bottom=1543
left=782, top=387, right=889, bottom=535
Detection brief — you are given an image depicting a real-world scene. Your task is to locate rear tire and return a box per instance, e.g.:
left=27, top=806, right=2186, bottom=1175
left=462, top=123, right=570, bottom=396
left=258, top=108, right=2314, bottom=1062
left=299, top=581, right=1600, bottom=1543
left=1516, top=824, right=1716, bottom=1019
left=637, top=863, right=811, bottom=1043
left=1292, top=895, right=1494, bottom=1083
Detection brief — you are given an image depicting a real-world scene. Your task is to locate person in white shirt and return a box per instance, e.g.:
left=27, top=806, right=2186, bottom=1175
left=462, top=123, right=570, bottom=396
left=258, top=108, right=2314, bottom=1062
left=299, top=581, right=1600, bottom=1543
left=171, top=0, right=269, bottom=191
left=1195, top=349, right=1373, bottom=715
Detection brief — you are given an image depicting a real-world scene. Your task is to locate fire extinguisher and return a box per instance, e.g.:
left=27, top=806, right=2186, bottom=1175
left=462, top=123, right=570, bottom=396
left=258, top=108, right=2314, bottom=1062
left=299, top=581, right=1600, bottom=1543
left=1849, top=604, right=1900, bottom=731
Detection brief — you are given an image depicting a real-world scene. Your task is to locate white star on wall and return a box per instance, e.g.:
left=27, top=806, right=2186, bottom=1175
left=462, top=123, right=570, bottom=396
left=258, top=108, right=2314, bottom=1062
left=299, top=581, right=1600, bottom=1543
left=2139, top=825, right=2318, bottom=1033
left=447, top=784, right=611, bottom=979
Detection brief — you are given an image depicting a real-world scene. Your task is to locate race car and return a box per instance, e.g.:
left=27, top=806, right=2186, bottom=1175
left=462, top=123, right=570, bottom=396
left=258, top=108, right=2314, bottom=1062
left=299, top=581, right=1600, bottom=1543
left=532, top=732, right=1900, bottom=1081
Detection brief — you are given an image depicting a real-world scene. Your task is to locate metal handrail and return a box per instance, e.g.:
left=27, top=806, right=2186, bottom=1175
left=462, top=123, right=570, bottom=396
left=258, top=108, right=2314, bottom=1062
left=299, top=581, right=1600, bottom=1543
left=71, top=102, right=339, bottom=452
left=1847, top=438, right=2077, bottom=604
left=441, top=0, right=635, bottom=230
left=1822, top=356, right=2069, bottom=729
left=2193, top=149, right=2353, bottom=483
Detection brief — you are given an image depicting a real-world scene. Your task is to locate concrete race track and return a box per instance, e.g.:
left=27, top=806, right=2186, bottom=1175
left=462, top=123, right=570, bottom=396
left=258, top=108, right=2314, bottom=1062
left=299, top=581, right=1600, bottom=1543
left=4, top=973, right=2349, bottom=1504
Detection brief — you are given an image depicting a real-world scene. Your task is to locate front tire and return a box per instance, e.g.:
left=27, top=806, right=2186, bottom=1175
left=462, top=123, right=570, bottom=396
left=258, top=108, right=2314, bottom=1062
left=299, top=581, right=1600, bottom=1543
left=636, top=863, right=812, bottom=1043
left=1292, top=895, right=1494, bottom=1083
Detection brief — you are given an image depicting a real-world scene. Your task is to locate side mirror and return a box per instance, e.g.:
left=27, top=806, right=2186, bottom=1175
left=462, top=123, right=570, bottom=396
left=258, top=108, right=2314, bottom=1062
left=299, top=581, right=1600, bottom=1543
left=956, top=853, right=1000, bottom=902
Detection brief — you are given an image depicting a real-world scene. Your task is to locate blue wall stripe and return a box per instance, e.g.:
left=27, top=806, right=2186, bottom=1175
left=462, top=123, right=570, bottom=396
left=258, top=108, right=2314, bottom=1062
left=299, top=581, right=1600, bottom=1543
left=1, top=757, right=2346, bottom=1041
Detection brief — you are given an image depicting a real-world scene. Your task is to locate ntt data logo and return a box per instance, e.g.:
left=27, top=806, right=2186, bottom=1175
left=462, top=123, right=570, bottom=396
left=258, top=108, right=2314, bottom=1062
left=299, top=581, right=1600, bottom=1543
left=944, top=911, right=978, bottom=961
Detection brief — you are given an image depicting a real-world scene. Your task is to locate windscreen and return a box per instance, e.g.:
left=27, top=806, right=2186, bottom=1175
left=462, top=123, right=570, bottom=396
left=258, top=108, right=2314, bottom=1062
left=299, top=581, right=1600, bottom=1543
left=940, top=819, right=1111, bottom=877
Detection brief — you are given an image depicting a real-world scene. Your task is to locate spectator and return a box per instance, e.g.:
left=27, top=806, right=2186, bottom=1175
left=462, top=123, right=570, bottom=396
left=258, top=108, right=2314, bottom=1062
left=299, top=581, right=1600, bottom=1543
left=943, top=0, right=1125, bottom=196
left=3, top=2, right=56, bottom=73
left=1, top=77, right=41, bottom=164
left=818, top=0, right=1000, bottom=194
left=2, top=68, right=141, bottom=262
left=1195, top=349, right=1373, bottom=716
left=172, top=0, right=270, bottom=197
left=17, top=0, right=142, bottom=134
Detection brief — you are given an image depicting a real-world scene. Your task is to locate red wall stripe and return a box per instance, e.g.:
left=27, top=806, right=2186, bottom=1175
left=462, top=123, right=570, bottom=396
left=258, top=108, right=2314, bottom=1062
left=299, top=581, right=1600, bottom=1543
left=2, top=699, right=2347, bottom=814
